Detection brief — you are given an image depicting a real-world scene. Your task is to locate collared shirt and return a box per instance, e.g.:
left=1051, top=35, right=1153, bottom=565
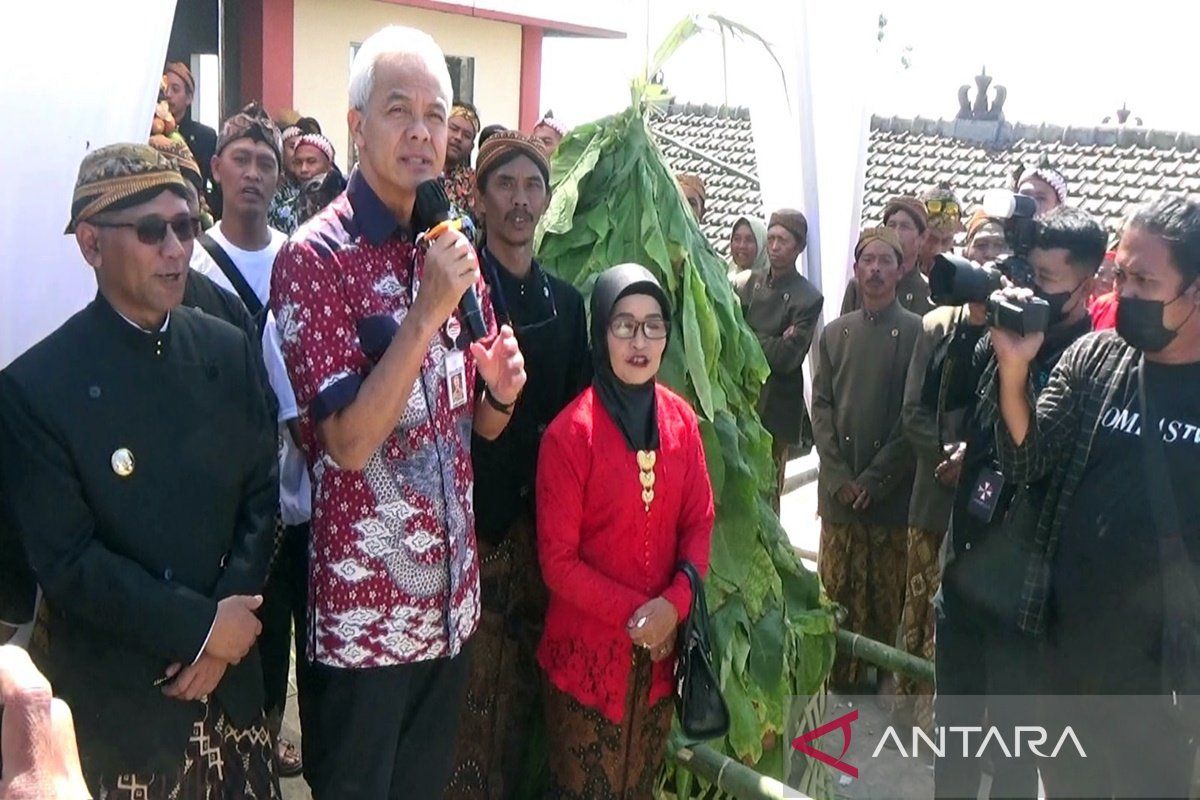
left=737, top=267, right=823, bottom=445
left=270, top=167, right=492, bottom=668
left=811, top=299, right=922, bottom=527
left=472, top=247, right=590, bottom=544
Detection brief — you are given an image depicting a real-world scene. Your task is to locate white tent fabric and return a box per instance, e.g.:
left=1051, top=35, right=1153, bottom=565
left=0, top=2, right=177, bottom=367
left=748, top=0, right=876, bottom=412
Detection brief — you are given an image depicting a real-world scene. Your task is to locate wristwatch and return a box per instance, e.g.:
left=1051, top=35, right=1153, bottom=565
left=484, top=386, right=517, bottom=415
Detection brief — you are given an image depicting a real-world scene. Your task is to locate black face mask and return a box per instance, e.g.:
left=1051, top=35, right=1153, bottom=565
left=1034, top=278, right=1086, bottom=327
left=1117, top=293, right=1193, bottom=353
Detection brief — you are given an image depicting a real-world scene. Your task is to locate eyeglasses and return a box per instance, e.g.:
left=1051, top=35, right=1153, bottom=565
left=91, top=216, right=201, bottom=246
left=925, top=199, right=961, bottom=219
left=609, top=315, right=668, bottom=340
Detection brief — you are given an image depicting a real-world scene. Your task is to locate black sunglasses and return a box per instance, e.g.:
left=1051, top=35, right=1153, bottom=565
left=92, top=216, right=201, bottom=246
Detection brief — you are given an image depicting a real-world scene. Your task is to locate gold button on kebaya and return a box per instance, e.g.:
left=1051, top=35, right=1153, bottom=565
left=111, top=448, right=135, bottom=477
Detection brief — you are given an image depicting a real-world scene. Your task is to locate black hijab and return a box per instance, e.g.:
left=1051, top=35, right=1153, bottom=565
left=590, top=264, right=672, bottom=452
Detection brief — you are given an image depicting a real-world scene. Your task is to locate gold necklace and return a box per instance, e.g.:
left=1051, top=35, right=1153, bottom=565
left=637, top=450, right=657, bottom=512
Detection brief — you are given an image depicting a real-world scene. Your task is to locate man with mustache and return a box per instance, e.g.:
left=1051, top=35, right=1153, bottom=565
left=269, top=26, right=527, bottom=799
left=812, top=226, right=921, bottom=688
left=447, top=131, right=589, bottom=799
left=842, top=196, right=936, bottom=316
left=188, top=103, right=310, bottom=779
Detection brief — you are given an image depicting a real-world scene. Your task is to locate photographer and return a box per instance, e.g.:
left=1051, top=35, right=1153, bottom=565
left=931, top=206, right=1106, bottom=799
left=991, top=195, right=1200, bottom=797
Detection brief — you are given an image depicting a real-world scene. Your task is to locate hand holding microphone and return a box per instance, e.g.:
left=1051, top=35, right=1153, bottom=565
left=418, top=229, right=481, bottom=328
left=412, top=180, right=487, bottom=340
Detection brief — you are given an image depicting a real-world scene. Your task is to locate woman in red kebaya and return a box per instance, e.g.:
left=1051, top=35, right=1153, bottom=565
left=535, top=263, right=715, bottom=797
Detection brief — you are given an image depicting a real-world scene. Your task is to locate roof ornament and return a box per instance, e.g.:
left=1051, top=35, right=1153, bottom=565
left=1102, top=102, right=1143, bottom=127
left=956, top=67, right=1007, bottom=122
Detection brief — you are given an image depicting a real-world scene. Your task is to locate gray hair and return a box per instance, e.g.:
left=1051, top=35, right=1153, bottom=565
left=349, top=26, right=453, bottom=112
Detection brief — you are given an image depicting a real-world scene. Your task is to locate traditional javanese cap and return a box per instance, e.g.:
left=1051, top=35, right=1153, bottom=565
left=535, top=112, right=568, bottom=137
left=1016, top=160, right=1069, bottom=204
left=66, top=143, right=189, bottom=234
left=882, top=195, right=929, bottom=233
left=965, top=208, right=1004, bottom=242
left=216, top=102, right=283, bottom=165
left=450, top=102, right=480, bottom=133
left=148, top=134, right=202, bottom=188
left=163, top=61, right=194, bottom=94
left=476, top=131, right=550, bottom=187
left=920, top=183, right=964, bottom=234
left=768, top=208, right=809, bottom=244
left=295, top=133, right=335, bottom=164
left=854, top=225, right=904, bottom=262
left=676, top=173, right=706, bottom=208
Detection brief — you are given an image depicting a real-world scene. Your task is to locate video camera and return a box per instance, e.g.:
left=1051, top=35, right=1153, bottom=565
left=929, top=190, right=1049, bottom=335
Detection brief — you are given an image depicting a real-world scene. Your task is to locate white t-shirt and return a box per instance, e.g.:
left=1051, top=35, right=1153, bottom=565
left=190, top=223, right=287, bottom=307
left=190, top=225, right=311, bottom=525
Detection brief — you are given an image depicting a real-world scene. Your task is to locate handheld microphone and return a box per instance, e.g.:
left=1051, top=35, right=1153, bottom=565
left=412, top=179, right=486, bottom=341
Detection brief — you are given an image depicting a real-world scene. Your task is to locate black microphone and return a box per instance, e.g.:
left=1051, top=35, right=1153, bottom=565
left=413, top=179, right=487, bottom=341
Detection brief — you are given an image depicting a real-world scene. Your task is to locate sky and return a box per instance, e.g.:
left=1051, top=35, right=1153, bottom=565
left=542, top=1, right=1200, bottom=134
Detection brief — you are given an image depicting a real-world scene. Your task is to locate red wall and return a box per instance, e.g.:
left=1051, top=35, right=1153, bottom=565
left=239, top=0, right=295, bottom=115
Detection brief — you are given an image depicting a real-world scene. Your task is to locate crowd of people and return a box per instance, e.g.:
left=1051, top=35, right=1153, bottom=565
left=0, top=16, right=1198, bottom=800
left=0, top=24, right=714, bottom=800
left=722, top=155, right=1200, bottom=796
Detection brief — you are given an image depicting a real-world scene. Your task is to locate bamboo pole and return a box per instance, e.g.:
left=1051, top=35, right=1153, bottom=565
left=835, top=628, right=935, bottom=684
left=672, top=744, right=812, bottom=800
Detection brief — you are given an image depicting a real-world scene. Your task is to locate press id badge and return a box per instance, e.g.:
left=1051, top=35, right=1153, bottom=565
left=967, top=467, right=1006, bottom=523
left=445, top=350, right=468, bottom=410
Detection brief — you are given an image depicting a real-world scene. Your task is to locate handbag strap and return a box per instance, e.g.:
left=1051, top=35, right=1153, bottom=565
left=677, top=561, right=711, bottom=646
left=198, top=232, right=265, bottom=317
left=1136, top=355, right=1182, bottom=539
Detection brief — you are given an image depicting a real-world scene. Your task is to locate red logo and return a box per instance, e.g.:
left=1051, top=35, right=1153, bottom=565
left=792, top=708, right=859, bottom=778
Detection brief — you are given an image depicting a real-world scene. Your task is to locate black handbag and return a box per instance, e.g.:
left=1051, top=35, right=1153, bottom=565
left=942, top=479, right=1049, bottom=633
left=674, top=561, right=730, bottom=740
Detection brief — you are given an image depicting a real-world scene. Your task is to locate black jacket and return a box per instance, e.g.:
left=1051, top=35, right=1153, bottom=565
left=0, top=296, right=277, bottom=780
left=933, top=316, right=1091, bottom=581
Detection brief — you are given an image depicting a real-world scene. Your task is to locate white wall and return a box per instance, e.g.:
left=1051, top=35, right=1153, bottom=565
left=292, top=0, right=523, bottom=172
left=1, top=2, right=177, bottom=366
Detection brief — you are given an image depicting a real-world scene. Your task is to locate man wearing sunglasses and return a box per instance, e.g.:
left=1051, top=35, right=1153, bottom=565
left=447, top=130, right=588, bottom=798
left=918, top=185, right=964, bottom=276
left=0, top=143, right=281, bottom=796
left=188, top=102, right=310, bottom=780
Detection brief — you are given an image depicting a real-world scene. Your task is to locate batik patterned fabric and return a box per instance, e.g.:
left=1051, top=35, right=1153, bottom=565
left=818, top=521, right=907, bottom=688
left=267, top=178, right=300, bottom=235
left=895, top=526, right=944, bottom=730
left=441, top=163, right=477, bottom=222
left=96, top=701, right=279, bottom=800
left=270, top=168, right=491, bottom=669
left=542, top=649, right=673, bottom=800
left=446, top=514, right=548, bottom=799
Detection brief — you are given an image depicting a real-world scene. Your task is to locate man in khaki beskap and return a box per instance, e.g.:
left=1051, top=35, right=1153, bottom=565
left=736, top=208, right=823, bottom=509
left=813, top=226, right=921, bottom=688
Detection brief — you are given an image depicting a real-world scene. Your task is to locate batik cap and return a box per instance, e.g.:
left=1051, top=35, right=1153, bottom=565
left=66, top=143, right=188, bottom=234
